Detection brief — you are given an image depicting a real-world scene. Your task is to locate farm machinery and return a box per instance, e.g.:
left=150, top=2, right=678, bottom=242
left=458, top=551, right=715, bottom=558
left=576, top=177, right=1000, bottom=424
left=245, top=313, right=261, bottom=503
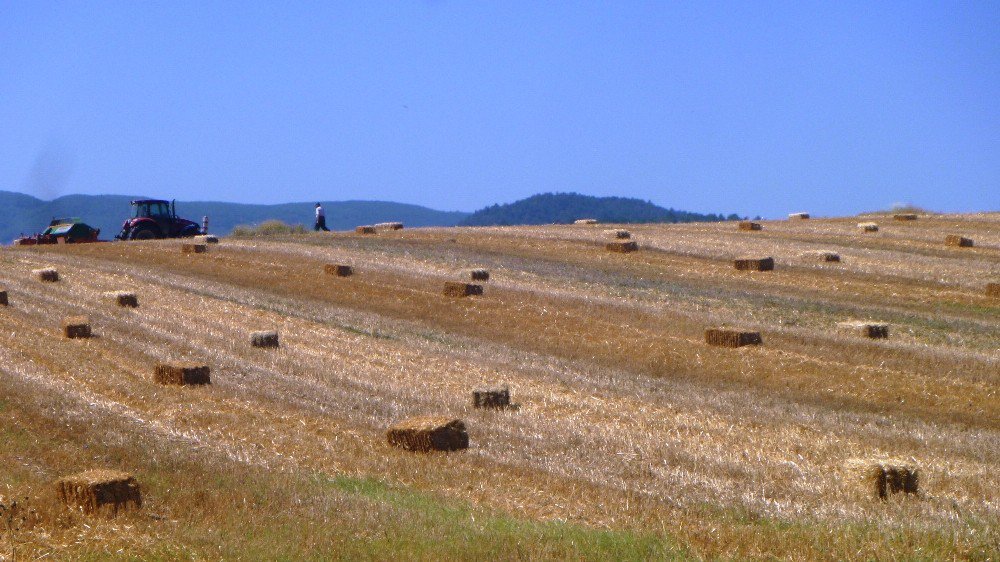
left=115, top=199, right=202, bottom=240
left=13, top=218, right=101, bottom=245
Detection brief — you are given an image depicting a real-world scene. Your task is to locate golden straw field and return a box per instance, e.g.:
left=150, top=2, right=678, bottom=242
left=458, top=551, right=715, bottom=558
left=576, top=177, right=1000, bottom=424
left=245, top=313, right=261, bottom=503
left=0, top=212, right=997, bottom=559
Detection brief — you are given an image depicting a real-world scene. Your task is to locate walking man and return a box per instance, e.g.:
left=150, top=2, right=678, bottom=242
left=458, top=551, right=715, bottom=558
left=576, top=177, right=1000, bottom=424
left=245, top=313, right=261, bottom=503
left=314, top=203, right=330, bottom=231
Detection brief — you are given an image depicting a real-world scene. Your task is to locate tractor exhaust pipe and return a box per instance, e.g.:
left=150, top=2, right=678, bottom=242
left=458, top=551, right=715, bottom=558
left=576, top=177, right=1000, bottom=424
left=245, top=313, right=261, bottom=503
left=202, top=216, right=209, bottom=235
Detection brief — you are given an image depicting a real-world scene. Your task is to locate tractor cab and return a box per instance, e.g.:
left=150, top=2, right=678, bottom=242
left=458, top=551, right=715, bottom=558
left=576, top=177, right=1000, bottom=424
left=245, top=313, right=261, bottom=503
left=116, top=199, right=201, bottom=240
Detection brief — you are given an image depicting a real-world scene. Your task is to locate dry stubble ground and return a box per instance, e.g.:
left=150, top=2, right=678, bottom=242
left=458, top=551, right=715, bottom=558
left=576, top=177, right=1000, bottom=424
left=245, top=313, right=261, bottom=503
left=0, top=213, right=997, bottom=560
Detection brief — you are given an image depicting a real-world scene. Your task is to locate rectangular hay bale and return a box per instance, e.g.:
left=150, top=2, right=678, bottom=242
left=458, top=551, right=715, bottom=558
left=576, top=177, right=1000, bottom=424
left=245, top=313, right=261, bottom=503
left=738, top=221, right=762, bottom=231
left=574, top=218, right=598, bottom=225
left=788, top=212, right=810, bottom=220
left=443, top=282, right=483, bottom=297
left=251, top=330, right=279, bottom=348
left=837, top=321, right=889, bottom=339
left=606, top=240, right=638, bottom=253
left=33, top=267, right=59, bottom=282
left=987, top=283, right=1000, bottom=297
left=386, top=416, right=469, bottom=452
left=704, top=328, right=762, bottom=348
left=0, top=289, right=7, bottom=306
left=56, top=470, right=141, bottom=516
left=801, top=250, right=840, bottom=262
left=154, top=362, right=211, bottom=385
left=733, top=257, right=774, bottom=271
left=473, top=387, right=512, bottom=410
left=62, top=316, right=91, bottom=339
left=181, top=243, right=207, bottom=254
left=324, top=264, right=353, bottom=277
left=857, top=222, right=879, bottom=232
left=893, top=214, right=918, bottom=221
left=105, top=291, right=138, bottom=308
left=845, top=460, right=919, bottom=500
left=355, top=225, right=376, bottom=234
left=945, top=235, right=973, bottom=247
left=470, top=268, right=490, bottom=281
left=374, top=222, right=404, bottom=230
left=193, top=234, right=219, bottom=244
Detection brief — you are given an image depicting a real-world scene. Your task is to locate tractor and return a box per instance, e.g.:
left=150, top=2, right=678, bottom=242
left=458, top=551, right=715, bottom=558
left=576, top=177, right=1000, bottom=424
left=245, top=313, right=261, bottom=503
left=115, top=199, right=201, bottom=240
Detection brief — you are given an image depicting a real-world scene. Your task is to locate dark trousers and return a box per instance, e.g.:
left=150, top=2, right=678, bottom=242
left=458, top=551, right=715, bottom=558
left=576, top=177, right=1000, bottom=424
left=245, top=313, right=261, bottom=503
left=315, top=216, right=329, bottom=231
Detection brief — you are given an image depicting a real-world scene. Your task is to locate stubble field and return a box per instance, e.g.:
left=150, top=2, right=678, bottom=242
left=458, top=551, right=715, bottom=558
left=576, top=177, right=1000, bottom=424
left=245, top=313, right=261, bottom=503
left=0, top=212, right=997, bottom=560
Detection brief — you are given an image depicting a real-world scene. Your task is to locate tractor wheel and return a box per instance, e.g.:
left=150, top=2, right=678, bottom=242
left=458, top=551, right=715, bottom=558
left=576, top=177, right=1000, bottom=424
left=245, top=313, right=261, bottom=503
left=130, top=227, right=158, bottom=240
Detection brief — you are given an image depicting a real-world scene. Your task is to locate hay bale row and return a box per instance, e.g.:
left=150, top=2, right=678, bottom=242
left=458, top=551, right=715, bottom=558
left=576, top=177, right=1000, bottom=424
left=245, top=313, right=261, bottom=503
left=105, top=291, right=139, bottom=308
left=62, top=316, right=92, bottom=339
left=733, top=257, right=774, bottom=271
left=374, top=222, right=404, bottom=230
left=788, top=212, right=810, bottom=220
left=802, top=250, right=841, bottom=262
left=56, top=470, right=141, bottom=516
left=894, top=213, right=918, bottom=221
left=857, top=222, right=879, bottom=233
left=987, top=283, right=1000, bottom=297
left=181, top=243, right=207, bottom=254
left=386, top=416, right=469, bottom=452
left=154, top=363, right=211, bottom=386
left=355, top=225, right=376, bottom=234
left=837, top=321, right=889, bottom=339
left=574, top=218, right=598, bottom=225
left=945, top=235, right=973, bottom=247
left=251, top=330, right=279, bottom=348
left=606, top=240, right=638, bottom=253
left=846, top=460, right=919, bottom=500
left=470, top=268, right=490, bottom=281
left=738, top=221, right=762, bottom=231
left=705, top=328, right=762, bottom=348
left=33, top=267, right=59, bottom=282
left=324, top=264, right=353, bottom=277
left=604, top=229, right=631, bottom=239
left=443, top=282, right=483, bottom=297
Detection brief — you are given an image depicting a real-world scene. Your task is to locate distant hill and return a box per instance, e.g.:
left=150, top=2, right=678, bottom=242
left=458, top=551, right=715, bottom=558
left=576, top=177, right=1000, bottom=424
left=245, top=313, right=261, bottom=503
left=0, top=191, right=469, bottom=243
left=459, top=192, right=737, bottom=226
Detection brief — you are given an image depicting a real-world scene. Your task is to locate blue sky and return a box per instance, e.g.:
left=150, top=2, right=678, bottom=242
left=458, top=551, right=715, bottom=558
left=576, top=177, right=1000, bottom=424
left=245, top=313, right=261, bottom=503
left=1, top=1, right=997, bottom=217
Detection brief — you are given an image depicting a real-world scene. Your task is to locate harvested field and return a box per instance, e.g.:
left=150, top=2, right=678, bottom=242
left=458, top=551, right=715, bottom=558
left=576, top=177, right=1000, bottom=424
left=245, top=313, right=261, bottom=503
left=989, top=283, right=1000, bottom=297
left=605, top=229, right=632, bottom=238
left=0, top=213, right=997, bottom=559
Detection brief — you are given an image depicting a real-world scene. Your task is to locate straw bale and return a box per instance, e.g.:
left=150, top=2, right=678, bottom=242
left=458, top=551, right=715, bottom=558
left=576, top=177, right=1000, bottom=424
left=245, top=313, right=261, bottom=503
left=33, top=267, right=59, bottom=282
left=443, top=282, right=483, bottom=297
left=154, top=362, right=211, bottom=386
left=788, top=212, right=810, bottom=220
left=355, top=226, right=376, bottom=234
left=987, top=283, right=1000, bottom=297
left=470, top=268, right=490, bottom=281
left=604, top=229, right=632, bottom=239
left=845, top=459, right=919, bottom=500
left=105, top=291, right=138, bottom=308
left=0, top=288, right=7, bottom=306
left=181, top=243, right=207, bottom=254
left=193, top=234, right=219, bottom=244
left=738, top=221, right=762, bottom=231
left=473, top=387, right=515, bottom=410
left=704, top=328, right=762, bottom=348
left=801, top=250, right=840, bottom=262
left=574, top=219, right=598, bottom=225
left=837, top=321, right=889, bottom=339
left=893, top=214, right=918, bottom=221
left=62, top=316, right=91, bottom=339
left=56, top=470, right=141, bottom=516
left=945, top=235, right=973, bottom=247
left=251, top=330, right=279, bottom=348
left=606, top=241, right=638, bottom=253
left=857, top=222, right=879, bottom=232
left=733, top=257, right=774, bottom=271
left=374, top=222, right=404, bottom=230
left=324, top=264, right=353, bottom=277
left=386, top=416, right=469, bottom=452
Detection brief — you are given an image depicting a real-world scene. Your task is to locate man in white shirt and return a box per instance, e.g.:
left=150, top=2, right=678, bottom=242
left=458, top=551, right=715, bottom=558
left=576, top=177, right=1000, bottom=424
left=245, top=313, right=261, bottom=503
left=314, top=203, right=330, bottom=231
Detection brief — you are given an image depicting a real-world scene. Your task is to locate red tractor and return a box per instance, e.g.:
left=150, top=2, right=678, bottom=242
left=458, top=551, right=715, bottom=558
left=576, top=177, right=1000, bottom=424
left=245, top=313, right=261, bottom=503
left=115, top=199, right=202, bottom=240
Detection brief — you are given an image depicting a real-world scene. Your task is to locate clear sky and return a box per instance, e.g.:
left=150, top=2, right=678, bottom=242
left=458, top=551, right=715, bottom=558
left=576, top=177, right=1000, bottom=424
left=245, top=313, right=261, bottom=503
left=1, top=1, right=997, bottom=217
